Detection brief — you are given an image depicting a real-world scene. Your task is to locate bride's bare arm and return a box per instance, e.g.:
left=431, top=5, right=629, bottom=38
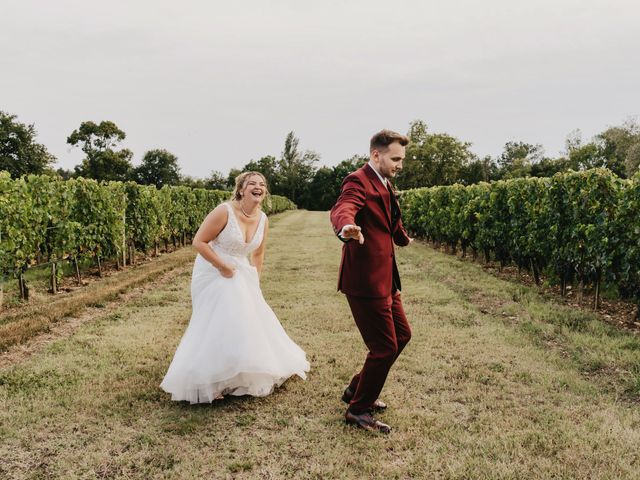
left=250, top=218, right=269, bottom=277
left=192, top=204, right=235, bottom=277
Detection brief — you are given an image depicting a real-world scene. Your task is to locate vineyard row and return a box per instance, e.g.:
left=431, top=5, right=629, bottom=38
left=399, top=168, right=640, bottom=316
left=0, top=172, right=296, bottom=300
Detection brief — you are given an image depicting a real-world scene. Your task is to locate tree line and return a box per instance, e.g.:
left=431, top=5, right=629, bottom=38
left=2, top=110, right=640, bottom=211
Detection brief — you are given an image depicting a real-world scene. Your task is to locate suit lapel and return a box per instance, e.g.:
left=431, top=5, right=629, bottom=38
left=364, top=164, right=392, bottom=225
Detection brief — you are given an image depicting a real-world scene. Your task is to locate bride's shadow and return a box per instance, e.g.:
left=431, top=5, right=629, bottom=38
left=164, top=389, right=271, bottom=415
left=158, top=384, right=298, bottom=435
left=158, top=395, right=258, bottom=435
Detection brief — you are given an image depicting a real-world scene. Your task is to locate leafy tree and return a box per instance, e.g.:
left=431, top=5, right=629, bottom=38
left=398, top=121, right=475, bottom=188
left=499, top=141, right=544, bottom=168
left=596, top=119, right=640, bottom=177
left=242, top=155, right=280, bottom=192
left=502, top=157, right=533, bottom=179
left=306, top=167, right=336, bottom=211
left=497, top=141, right=543, bottom=178
left=178, top=175, right=206, bottom=189
left=564, top=129, right=583, bottom=153
left=561, top=121, right=640, bottom=177
left=407, top=119, right=428, bottom=144
left=226, top=168, right=242, bottom=189
left=278, top=131, right=318, bottom=206
left=567, top=143, right=605, bottom=171
left=131, top=149, right=181, bottom=188
left=458, top=156, right=499, bottom=184
left=67, top=120, right=133, bottom=181
left=530, top=157, right=572, bottom=177
left=333, top=155, right=367, bottom=183
left=74, top=149, right=133, bottom=182
left=0, top=111, right=56, bottom=178
left=204, top=170, right=228, bottom=190
left=55, top=168, right=75, bottom=180
left=305, top=155, right=367, bottom=211
left=625, top=142, right=640, bottom=177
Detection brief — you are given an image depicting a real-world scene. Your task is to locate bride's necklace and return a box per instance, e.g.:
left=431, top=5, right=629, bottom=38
left=239, top=199, right=259, bottom=218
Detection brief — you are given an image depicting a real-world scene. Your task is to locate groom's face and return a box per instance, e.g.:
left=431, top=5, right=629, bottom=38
left=373, top=141, right=405, bottom=179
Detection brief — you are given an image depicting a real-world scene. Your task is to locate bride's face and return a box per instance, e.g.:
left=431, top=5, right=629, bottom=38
left=241, top=174, right=267, bottom=205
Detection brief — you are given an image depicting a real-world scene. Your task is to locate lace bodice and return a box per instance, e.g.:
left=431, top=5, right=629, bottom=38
left=211, top=202, right=266, bottom=258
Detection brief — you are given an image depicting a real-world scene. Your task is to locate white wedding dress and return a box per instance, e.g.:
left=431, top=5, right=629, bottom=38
left=160, top=202, right=310, bottom=403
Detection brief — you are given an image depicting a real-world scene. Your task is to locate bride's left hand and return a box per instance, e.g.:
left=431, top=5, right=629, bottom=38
left=218, top=263, right=236, bottom=278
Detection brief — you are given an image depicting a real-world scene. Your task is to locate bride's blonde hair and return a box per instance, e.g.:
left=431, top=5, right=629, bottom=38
left=232, top=171, right=269, bottom=201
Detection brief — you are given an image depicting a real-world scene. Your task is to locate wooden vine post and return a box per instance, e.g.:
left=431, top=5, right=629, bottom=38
left=122, top=209, right=127, bottom=268
left=50, top=262, right=58, bottom=294
left=0, top=275, right=4, bottom=312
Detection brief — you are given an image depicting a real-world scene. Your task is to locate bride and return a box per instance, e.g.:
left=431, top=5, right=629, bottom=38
left=160, top=171, right=310, bottom=403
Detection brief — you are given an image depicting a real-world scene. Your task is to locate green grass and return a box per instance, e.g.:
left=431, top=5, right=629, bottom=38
left=0, top=247, right=195, bottom=353
left=1, top=254, right=121, bottom=309
left=1, top=210, right=639, bottom=479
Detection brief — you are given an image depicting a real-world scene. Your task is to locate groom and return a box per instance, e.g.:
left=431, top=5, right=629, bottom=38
left=330, top=129, right=413, bottom=434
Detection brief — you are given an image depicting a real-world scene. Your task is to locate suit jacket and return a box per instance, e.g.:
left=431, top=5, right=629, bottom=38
left=330, top=164, right=411, bottom=298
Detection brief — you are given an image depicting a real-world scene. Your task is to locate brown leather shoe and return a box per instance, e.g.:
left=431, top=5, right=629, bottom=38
left=341, top=387, right=387, bottom=411
left=345, top=409, right=391, bottom=434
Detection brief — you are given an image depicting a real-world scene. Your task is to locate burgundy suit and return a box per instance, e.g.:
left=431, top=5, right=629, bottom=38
left=330, top=163, right=412, bottom=414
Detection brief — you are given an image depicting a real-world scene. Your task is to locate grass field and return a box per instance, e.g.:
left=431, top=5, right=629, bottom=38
left=1, top=210, right=639, bottom=479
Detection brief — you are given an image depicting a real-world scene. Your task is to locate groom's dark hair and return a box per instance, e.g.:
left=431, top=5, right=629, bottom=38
left=370, top=130, right=409, bottom=152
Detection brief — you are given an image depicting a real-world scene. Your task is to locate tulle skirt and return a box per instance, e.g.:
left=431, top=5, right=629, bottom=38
left=160, top=252, right=310, bottom=403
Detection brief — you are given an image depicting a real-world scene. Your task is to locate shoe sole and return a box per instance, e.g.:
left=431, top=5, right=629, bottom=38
left=345, top=417, right=391, bottom=434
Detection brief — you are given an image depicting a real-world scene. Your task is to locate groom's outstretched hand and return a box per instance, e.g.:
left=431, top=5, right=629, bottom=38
left=341, top=225, right=365, bottom=244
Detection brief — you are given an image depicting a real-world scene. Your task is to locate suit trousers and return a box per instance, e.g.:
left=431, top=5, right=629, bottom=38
left=345, top=292, right=411, bottom=414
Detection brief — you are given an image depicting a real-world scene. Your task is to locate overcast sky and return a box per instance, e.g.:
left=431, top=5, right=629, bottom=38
left=2, top=0, right=639, bottom=178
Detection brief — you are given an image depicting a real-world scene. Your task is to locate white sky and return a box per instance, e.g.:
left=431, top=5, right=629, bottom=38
left=2, top=0, right=639, bottom=178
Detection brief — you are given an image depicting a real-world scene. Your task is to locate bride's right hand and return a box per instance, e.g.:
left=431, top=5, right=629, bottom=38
left=218, top=264, right=236, bottom=278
